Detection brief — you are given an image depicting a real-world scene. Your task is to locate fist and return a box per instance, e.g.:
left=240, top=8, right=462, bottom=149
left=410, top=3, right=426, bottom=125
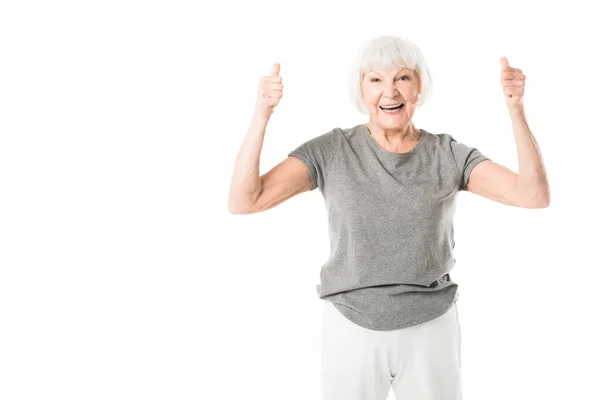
left=500, top=57, right=526, bottom=113
left=255, top=63, right=284, bottom=120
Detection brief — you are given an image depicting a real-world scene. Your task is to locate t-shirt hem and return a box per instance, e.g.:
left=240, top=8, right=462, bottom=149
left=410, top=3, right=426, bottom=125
left=328, top=286, right=458, bottom=331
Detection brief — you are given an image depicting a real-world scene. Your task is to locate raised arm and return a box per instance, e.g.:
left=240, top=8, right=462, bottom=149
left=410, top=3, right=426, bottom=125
left=227, top=63, right=313, bottom=215
left=227, top=116, right=312, bottom=214
left=465, top=58, right=550, bottom=208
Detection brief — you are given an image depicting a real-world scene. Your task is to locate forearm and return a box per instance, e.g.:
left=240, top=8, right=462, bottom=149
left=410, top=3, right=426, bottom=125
left=228, top=115, right=269, bottom=212
left=510, top=108, right=550, bottom=206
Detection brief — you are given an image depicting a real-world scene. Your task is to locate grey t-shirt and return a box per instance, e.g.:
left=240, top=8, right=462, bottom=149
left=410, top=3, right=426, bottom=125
left=288, top=123, right=491, bottom=331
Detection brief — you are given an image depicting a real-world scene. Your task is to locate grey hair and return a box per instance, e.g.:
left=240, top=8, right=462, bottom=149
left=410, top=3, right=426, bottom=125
left=348, top=35, right=433, bottom=115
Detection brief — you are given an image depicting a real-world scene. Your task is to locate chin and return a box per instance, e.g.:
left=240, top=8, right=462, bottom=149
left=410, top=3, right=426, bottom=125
left=379, top=117, right=405, bottom=127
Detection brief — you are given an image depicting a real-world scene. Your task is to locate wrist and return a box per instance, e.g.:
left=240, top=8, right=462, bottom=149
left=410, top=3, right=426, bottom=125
left=508, top=107, right=525, bottom=117
left=252, top=111, right=271, bottom=124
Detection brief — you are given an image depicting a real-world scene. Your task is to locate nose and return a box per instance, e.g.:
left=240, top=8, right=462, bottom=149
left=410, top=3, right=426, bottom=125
left=384, top=82, right=400, bottom=99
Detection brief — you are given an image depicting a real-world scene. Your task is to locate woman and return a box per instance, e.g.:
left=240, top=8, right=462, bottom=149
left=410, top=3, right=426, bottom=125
left=228, top=35, right=550, bottom=400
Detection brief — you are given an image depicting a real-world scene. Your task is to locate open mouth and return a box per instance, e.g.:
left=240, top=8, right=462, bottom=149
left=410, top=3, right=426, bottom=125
left=380, top=104, right=404, bottom=113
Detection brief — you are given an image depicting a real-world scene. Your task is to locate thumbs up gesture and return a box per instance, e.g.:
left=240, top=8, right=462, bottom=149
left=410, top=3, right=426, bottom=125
left=254, top=62, right=284, bottom=121
left=500, top=57, right=526, bottom=113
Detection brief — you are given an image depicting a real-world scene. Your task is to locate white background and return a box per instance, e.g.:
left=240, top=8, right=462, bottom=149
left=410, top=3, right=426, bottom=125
left=1, top=1, right=598, bottom=399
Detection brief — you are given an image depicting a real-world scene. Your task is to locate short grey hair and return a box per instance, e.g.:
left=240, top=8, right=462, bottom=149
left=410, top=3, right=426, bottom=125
left=348, top=35, right=433, bottom=115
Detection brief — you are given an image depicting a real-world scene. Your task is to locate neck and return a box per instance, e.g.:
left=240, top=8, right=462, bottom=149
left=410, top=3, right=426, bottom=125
left=367, top=121, right=420, bottom=143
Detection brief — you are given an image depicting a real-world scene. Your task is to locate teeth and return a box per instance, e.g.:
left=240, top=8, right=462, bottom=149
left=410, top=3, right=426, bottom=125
left=381, top=104, right=403, bottom=109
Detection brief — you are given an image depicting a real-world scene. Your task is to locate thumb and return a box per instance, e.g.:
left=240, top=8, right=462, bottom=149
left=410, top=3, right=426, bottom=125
left=271, top=62, right=280, bottom=76
left=500, top=57, right=509, bottom=70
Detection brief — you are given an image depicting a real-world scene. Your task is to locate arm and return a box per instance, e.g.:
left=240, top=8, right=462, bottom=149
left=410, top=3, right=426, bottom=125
left=227, top=115, right=268, bottom=214
left=248, top=156, right=312, bottom=214
left=227, top=116, right=312, bottom=214
left=510, top=108, right=550, bottom=207
left=466, top=58, right=550, bottom=208
left=466, top=109, right=550, bottom=208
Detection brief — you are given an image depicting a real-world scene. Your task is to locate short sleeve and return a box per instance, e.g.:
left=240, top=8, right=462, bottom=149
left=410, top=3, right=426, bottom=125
left=287, top=130, right=338, bottom=191
left=449, top=135, right=491, bottom=191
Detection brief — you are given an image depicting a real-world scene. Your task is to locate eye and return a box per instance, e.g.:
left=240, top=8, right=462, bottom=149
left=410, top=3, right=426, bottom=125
left=369, top=75, right=409, bottom=83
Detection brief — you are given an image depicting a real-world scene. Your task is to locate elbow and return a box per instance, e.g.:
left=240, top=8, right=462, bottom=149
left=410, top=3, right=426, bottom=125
left=228, top=205, right=242, bottom=214
left=537, top=196, right=551, bottom=209
left=538, top=194, right=551, bottom=208
left=228, top=205, right=254, bottom=215
left=228, top=197, right=257, bottom=215
left=228, top=179, right=263, bottom=215
left=536, top=184, right=551, bottom=208
left=227, top=193, right=239, bottom=214
left=228, top=201, right=250, bottom=215
left=529, top=198, right=550, bottom=209
left=228, top=190, right=250, bottom=215
left=519, top=186, right=551, bottom=209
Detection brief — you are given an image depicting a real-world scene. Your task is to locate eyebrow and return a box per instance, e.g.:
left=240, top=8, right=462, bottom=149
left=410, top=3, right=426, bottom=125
left=368, top=69, right=410, bottom=75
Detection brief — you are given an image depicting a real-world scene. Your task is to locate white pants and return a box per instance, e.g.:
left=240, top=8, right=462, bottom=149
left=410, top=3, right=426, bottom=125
left=321, top=301, right=462, bottom=400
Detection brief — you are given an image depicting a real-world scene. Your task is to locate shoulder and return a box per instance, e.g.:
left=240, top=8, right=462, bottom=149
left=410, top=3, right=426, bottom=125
left=299, top=126, right=343, bottom=143
left=422, top=130, right=474, bottom=154
left=315, top=126, right=349, bottom=144
left=291, top=126, right=347, bottom=153
left=417, top=129, right=454, bottom=152
left=422, top=129, right=453, bottom=145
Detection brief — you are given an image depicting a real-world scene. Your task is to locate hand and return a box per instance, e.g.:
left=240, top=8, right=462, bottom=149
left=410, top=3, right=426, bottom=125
left=500, top=57, right=526, bottom=113
left=254, top=63, right=284, bottom=121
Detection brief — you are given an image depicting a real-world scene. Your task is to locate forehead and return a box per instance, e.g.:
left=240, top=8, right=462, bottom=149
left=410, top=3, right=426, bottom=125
left=366, top=67, right=412, bottom=74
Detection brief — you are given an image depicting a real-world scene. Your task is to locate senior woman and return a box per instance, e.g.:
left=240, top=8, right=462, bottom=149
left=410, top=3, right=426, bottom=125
left=228, top=35, right=550, bottom=400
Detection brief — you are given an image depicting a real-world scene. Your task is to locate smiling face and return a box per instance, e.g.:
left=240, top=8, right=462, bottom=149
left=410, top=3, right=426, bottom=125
left=361, top=66, right=421, bottom=135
